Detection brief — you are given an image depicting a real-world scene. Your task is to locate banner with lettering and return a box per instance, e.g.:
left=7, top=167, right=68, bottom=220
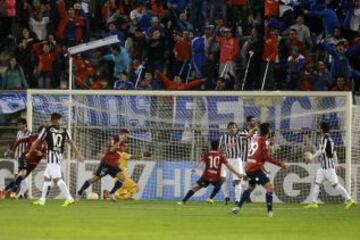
left=0, top=159, right=357, bottom=203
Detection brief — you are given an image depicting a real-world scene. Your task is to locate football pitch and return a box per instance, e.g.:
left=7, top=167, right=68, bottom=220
left=0, top=200, right=359, bottom=240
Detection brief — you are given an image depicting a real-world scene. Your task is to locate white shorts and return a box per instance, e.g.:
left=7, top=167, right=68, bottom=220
left=44, top=163, right=62, bottom=179
left=221, top=158, right=244, bottom=181
left=315, top=168, right=339, bottom=185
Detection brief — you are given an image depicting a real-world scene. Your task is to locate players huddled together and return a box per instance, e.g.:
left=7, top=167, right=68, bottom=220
left=0, top=113, right=356, bottom=216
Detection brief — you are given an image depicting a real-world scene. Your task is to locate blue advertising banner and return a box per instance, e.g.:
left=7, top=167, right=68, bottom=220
left=0, top=93, right=345, bottom=144
left=0, top=92, right=26, bottom=114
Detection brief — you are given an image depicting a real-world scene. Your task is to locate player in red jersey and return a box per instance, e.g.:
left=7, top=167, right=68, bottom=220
left=232, top=123, right=287, bottom=217
left=77, top=129, right=128, bottom=201
left=0, top=126, right=46, bottom=199
left=178, top=140, right=244, bottom=205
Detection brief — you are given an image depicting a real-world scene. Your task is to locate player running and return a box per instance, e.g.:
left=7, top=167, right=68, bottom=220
left=1, top=118, right=32, bottom=198
left=232, top=123, right=288, bottom=217
left=304, top=122, right=356, bottom=209
left=0, top=126, right=46, bottom=199
left=177, top=140, right=244, bottom=205
left=77, top=130, right=129, bottom=201
left=29, top=113, right=84, bottom=207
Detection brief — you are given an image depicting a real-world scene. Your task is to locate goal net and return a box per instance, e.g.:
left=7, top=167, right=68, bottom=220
left=352, top=95, right=360, bottom=203
left=25, top=90, right=354, bottom=204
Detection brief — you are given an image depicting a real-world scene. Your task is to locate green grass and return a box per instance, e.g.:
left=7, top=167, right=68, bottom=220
left=0, top=200, right=359, bottom=240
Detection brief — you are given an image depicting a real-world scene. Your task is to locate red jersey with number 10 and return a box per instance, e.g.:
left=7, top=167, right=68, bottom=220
left=201, top=150, right=227, bottom=182
left=245, top=136, right=282, bottom=173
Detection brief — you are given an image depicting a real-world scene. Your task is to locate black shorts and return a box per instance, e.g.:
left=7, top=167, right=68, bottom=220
left=247, top=170, right=270, bottom=186
left=95, top=163, right=122, bottom=178
left=18, top=157, right=27, bottom=171
left=18, top=157, right=37, bottom=177
left=196, top=178, right=222, bottom=188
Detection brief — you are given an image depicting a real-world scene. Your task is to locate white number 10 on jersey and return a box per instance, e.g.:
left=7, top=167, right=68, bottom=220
left=52, top=133, right=63, bottom=148
left=209, top=156, right=220, bottom=169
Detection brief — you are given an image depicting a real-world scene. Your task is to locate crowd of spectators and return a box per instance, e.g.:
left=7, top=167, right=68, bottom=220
left=0, top=0, right=359, bottom=91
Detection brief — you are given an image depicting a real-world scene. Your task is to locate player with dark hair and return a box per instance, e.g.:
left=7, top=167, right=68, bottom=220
left=232, top=123, right=287, bottom=217
left=29, top=113, right=84, bottom=206
left=0, top=126, right=46, bottom=199
left=219, top=121, right=257, bottom=204
left=304, top=122, right=355, bottom=209
left=177, top=140, right=244, bottom=205
left=1, top=118, right=32, bottom=199
left=77, top=129, right=129, bottom=201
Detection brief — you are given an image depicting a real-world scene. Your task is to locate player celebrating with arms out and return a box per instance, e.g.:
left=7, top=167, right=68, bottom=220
left=29, top=113, right=84, bottom=207
left=232, top=123, right=288, bottom=217
left=77, top=130, right=129, bottom=201
left=304, top=122, right=356, bottom=209
left=177, top=140, right=244, bottom=205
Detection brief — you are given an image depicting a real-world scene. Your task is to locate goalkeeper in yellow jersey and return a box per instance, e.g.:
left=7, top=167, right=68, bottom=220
left=104, top=150, right=151, bottom=200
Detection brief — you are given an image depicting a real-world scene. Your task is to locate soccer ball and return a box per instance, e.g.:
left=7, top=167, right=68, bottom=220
left=87, top=192, right=99, bottom=200
left=303, top=152, right=313, bottom=164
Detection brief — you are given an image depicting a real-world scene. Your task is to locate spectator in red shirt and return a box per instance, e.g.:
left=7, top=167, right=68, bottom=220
left=33, top=40, right=62, bottom=88
left=56, top=1, right=85, bottom=47
left=157, top=70, right=205, bottom=90
left=173, top=30, right=192, bottom=79
left=265, top=0, right=279, bottom=17
left=173, top=31, right=192, bottom=62
left=73, top=54, right=95, bottom=89
left=262, top=28, right=279, bottom=90
left=151, top=0, right=165, bottom=17
left=218, top=28, right=240, bottom=87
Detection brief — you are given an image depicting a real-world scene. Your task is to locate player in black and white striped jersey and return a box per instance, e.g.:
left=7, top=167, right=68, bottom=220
left=0, top=118, right=31, bottom=199
left=14, top=118, right=32, bottom=164
left=239, top=116, right=258, bottom=163
left=27, top=113, right=84, bottom=207
left=219, top=121, right=257, bottom=204
left=304, top=122, right=355, bottom=209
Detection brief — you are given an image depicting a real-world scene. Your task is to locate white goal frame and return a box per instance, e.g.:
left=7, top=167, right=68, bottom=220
left=26, top=90, right=353, bottom=198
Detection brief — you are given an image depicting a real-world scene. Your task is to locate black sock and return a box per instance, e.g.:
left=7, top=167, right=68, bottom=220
left=78, top=180, right=91, bottom=195
left=182, top=190, right=195, bottom=203
left=110, top=180, right=123, bottom=194
left=5, top=180, right=15, bottom=191
left=209, top=186, right=221, bottom=199
left=266, top=192, right=273, bottom=212
left=14, top=175, right=24, bottom=189
left=46, top=185, right=51, bottom=197
left=237, top=189, right=251, bottom=207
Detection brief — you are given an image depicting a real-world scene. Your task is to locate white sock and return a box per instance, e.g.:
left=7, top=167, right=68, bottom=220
left=335, top=184, right=351, bottom=201
left=40, top=181, right=52, bottom=201
left=311, top=184, right=320, bottom=203
left=235, top=183, right=243, bottom=202
left=18, top=178, right=28, bottom=197
left=222, top=179, right=229, bottom=198
left=57, top=179, right=72, bottom=200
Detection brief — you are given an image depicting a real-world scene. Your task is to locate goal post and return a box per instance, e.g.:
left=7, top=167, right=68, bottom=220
left=25, top=89, right=354, bottom=203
